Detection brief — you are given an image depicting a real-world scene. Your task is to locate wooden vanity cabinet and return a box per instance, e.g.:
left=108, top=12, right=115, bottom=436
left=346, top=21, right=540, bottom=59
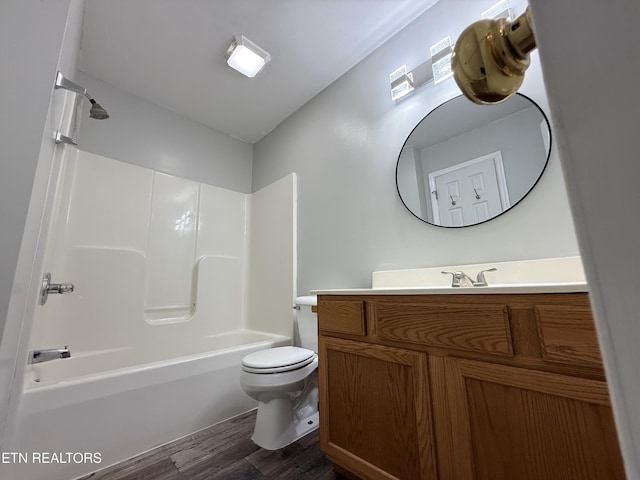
left=319, top=337, right=435, bottom=480
left=317, top=293, right=626, bottom=480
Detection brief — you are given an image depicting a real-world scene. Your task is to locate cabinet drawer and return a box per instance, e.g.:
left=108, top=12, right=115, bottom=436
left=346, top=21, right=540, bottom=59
left=318, top=300, right=366, bottom=336
left=373, top=302, right=513, bottom=356
left=535, top=304, right=602, bottom=367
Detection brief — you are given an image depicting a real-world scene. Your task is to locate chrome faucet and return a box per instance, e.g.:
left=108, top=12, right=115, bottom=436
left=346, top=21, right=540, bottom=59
left=442, top=268, right=498, bottom=287
left=28, top=346, right=71, bottom=364
left=442, top=271, right=475, bottom=288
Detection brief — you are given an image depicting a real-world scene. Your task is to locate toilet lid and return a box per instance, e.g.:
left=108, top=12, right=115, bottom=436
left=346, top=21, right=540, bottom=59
left=242, top=346, right=315, bottom=374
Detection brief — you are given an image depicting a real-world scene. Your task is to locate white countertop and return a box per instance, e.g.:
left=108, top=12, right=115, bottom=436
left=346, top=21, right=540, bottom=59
left=312, top=282, right=589, bottom=296
left=313, top=257, right=588, bottom=296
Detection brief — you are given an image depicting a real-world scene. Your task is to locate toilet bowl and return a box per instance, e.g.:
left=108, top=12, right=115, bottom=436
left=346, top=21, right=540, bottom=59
left=240, top=296, right=319, bottom=450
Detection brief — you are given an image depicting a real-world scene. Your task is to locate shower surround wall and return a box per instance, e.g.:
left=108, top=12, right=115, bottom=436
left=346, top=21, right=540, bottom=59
left=9, top=148, right=296, bottom=480
left=29, top=148, right=255, bottom=354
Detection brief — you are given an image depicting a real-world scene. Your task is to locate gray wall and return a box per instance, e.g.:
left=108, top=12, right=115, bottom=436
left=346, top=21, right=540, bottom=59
left=397, top=146, right=423, bottom=217
left=0, top=0, right=71, bottom=346
left=0, top=0, right=79, bottom=452
left=253, top=0, right=580, bottom=296
left=531, top=0, right=640, bottom=476
left=75, top=71, right=254, bottom=193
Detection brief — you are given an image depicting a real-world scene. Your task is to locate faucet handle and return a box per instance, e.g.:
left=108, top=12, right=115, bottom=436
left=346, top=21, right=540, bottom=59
left=40, top=273, right=75, bottom=305
left=441, top=271, right=457, bottom=287
left=474, top=268, right=497, bottom=286
left=442, top=271, right=469, bottom=287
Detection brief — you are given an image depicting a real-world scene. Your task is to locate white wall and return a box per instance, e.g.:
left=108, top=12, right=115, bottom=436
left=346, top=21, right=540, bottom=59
left=74, top=71, right=254, bottom=193
left=530, top=1, right=640, bottom=477
left=247, top=174, right=297, bottom=337
left=252, top=0, right=580, bottom=296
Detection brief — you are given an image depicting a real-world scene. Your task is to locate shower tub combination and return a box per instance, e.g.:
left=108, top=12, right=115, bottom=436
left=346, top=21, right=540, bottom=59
left=13, top=331, right=288, bottom=480
left=8, top=148, right=296, bottom=480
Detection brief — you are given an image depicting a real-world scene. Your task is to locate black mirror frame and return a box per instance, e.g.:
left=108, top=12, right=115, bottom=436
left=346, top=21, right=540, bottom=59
left=395, top=93, right=552, bottom=228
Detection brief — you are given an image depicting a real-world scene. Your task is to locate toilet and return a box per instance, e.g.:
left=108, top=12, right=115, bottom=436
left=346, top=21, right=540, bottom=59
left=240, top=295, right=319, bottom=450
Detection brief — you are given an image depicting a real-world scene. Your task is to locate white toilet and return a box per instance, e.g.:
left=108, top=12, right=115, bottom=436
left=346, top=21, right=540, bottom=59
left=240, top=295, right=319, bottom=450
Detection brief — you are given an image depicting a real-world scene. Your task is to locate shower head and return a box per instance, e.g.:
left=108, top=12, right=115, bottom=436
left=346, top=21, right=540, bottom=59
left=88, top=98, right=109, bottom=120
left=55, top=71, right=109, bottom=120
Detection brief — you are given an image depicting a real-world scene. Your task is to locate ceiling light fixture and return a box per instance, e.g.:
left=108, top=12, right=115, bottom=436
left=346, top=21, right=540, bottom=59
left=225, top=35, right=271, bottom=78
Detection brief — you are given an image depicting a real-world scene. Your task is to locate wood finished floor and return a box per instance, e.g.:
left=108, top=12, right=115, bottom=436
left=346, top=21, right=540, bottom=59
left=79, top=410, right=342, bottom=480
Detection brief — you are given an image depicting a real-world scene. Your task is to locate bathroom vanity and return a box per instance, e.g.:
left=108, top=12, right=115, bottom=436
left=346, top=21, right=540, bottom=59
left=316, top=289, right=625, bottom=480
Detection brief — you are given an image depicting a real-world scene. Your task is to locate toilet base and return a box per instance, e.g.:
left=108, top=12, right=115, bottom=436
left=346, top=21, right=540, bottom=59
left=251, top=375, right=319, bottom=450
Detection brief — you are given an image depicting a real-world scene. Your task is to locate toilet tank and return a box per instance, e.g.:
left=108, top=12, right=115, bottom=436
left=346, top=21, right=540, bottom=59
left=295, top=295, right=318, bottom=352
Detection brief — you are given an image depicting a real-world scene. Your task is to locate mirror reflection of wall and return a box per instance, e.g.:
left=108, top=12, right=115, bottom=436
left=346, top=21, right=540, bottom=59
left=396, top=93, right=551, bottom=227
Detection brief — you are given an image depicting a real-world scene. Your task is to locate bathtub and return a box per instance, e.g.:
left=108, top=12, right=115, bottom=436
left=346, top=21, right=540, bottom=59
left=5, top=330, right=289, bottom=480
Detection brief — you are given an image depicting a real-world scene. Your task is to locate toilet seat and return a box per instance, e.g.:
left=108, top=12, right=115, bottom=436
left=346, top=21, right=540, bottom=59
left=242, top=346, right=315, bottom=374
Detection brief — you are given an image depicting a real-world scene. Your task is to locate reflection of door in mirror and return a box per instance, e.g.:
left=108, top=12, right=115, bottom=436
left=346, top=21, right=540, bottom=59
left=427, top=151, right=510, bottom=227
left=395, top=94, right=551, bottom=228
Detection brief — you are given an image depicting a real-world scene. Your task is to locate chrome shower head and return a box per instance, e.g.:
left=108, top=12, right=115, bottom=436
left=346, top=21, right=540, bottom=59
left=55, top=71, right=109, bottom=120
left=88, top=99, right=109, bottom=120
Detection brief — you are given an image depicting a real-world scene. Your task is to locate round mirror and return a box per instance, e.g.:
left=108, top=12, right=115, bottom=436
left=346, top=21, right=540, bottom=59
left=396, top=93, right=551, bottom=227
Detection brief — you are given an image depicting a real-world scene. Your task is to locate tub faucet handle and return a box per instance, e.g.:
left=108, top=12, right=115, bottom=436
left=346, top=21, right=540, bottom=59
left=40, top=273, right=75, bottom=305
left=50, top=282, right=74, bottom=294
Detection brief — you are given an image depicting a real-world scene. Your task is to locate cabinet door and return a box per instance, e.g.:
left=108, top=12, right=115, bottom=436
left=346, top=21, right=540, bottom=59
left=429, top=357, right=625, bottom=480
left=319, top=336, right=436, bottom=480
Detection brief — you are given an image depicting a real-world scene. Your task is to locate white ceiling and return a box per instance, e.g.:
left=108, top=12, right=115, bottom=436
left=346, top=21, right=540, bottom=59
left=79, top=0, right=440, bottom=144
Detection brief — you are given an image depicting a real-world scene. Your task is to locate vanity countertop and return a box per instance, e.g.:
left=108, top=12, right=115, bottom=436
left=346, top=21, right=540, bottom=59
left=313, top=257, right=588, bottom=296
left=312, top=282, right=588, bottom=296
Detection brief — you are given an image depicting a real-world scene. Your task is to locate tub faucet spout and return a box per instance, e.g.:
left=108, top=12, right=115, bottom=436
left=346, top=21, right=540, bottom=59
left=28, top=346, right=71, bottom=364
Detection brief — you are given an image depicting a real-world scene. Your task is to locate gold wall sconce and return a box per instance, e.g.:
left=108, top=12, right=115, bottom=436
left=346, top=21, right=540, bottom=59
left=452, top=7, right=536, bottom=104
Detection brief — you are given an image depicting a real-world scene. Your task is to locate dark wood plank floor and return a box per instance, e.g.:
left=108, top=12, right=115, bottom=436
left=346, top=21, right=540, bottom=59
left=79, top=410, right=342, bottom=480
